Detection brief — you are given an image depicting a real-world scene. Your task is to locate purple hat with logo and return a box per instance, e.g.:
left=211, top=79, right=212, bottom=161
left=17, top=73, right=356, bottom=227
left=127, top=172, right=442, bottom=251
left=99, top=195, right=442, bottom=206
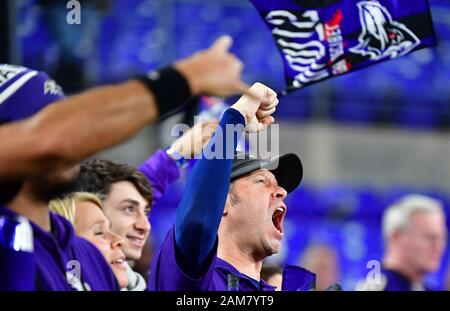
left=0, top=64, right=65, bottom=123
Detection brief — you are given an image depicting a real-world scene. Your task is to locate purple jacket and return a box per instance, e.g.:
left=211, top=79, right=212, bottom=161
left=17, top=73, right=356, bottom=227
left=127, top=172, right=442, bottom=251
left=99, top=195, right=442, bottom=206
left=138, top=149, right=180, bottom=204
left=0, top=205, right=120, bottom=291
left=149, top=227, right=276, bottom=291
left=149, top=227, right=316, bottom=291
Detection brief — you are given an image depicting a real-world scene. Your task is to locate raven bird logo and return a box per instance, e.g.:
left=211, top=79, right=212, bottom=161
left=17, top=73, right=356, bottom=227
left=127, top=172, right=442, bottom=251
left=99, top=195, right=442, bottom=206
left=350, top=1, right=420, bottom=61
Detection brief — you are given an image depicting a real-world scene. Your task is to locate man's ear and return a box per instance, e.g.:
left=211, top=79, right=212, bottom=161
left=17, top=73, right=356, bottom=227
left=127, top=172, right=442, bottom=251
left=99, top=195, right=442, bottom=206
left=223, top=196, right=230, bottom=216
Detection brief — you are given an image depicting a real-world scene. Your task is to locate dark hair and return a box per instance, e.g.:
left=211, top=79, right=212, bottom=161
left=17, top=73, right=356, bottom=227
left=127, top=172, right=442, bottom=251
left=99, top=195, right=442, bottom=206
left=77, top=159, right=153, bottom=205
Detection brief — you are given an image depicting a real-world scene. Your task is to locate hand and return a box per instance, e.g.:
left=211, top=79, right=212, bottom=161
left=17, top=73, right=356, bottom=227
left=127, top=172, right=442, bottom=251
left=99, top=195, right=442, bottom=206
left=174, top=35, right=254, bottom=98
left=230, top=82, right=278, bottom=132
left=170, top=119, right=219, bottom=159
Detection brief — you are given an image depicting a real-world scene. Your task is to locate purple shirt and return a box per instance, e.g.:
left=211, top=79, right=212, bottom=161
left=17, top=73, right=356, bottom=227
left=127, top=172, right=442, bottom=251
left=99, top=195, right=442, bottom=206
left=138, top=149, right=180, bottom=204
left=148, top=227, right=276, bottom=291
left=0, top=206, right=119, bottom=291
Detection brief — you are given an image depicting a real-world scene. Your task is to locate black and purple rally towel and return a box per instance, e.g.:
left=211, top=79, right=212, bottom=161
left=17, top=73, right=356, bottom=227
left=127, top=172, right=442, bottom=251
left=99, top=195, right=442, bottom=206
left=249, top=0, right=437, bottom=95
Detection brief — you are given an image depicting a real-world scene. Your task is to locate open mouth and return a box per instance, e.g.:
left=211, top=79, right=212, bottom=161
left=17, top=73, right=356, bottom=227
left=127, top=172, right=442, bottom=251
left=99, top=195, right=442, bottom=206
left=272, top=206, right=286, bottom=235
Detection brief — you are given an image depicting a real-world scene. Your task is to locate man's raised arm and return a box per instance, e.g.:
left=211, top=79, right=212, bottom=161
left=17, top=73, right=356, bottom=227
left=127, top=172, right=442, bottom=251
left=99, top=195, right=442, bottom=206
left=0, top=36, right=252, bottom=180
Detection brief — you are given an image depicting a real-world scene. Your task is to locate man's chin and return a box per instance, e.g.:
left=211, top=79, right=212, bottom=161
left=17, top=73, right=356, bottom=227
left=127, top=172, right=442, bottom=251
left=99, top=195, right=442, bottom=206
left=272, top=247, right=281, bottom=255
left=265, top=243, right=281, bottom=257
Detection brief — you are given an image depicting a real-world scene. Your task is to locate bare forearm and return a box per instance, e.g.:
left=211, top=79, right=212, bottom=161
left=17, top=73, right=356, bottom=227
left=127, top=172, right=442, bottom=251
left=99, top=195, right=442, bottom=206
left=0, top=81, right=157, bottom=179
left=39, top=80, right=159, bottom=158
left=0, top=35, right=250, bottom=181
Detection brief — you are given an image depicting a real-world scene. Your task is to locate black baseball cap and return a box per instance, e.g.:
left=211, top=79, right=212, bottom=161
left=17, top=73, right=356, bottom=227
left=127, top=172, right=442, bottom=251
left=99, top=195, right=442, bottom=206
left=230, top=152, right=303, bottom=193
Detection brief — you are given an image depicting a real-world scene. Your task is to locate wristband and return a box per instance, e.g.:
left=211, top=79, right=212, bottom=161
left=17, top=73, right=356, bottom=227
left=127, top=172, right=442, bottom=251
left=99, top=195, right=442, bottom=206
left=165, top=146, right=188, bottom=169
left=136, top=67, right=192, bottom=118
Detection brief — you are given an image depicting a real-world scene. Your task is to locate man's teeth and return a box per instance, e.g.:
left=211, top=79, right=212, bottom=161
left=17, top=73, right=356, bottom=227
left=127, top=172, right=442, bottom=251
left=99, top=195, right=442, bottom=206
left=112, top=258, right=124, bottom=264
left=276, top=207, right=284, bottom=213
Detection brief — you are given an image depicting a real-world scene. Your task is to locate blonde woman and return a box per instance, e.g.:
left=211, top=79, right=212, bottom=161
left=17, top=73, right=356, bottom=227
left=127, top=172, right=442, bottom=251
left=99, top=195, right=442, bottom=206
left=50, top=192, right=128, bottom=289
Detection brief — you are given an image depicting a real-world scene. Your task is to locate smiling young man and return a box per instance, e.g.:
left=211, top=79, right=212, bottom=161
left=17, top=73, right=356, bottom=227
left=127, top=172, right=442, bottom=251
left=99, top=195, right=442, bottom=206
left=75, top=119, right=219, bottom=290
left=78, top=161, right=153, bottom=261
left=76, top=159, right=152, bottom=290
